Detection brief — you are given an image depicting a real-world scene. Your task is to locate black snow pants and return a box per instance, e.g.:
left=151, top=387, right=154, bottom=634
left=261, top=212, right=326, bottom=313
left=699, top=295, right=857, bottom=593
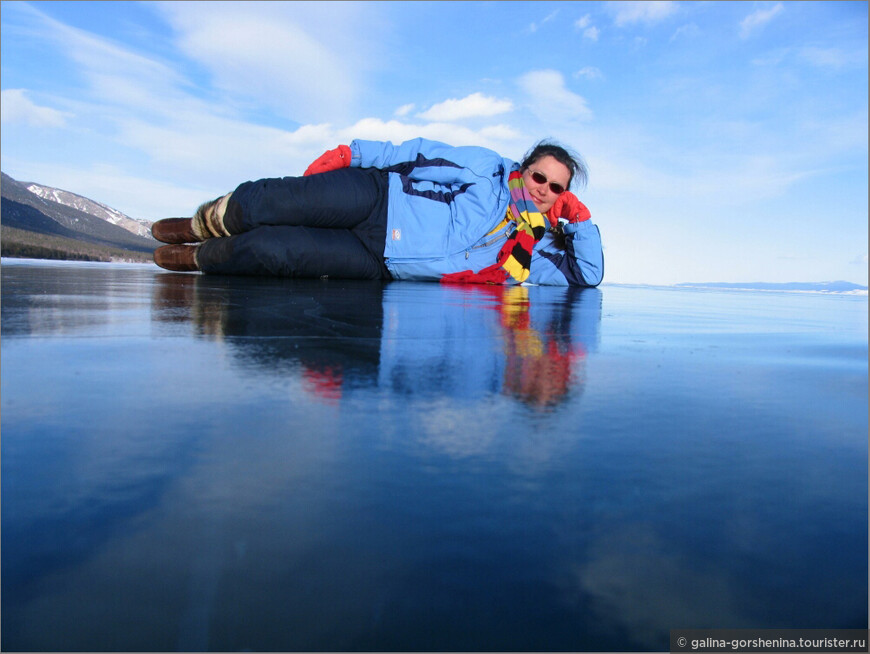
left=196, top=168, right=391, bottom=280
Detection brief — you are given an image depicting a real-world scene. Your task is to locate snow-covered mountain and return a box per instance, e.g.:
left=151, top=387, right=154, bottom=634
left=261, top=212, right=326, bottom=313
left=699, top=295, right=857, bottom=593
left=24, top=183, right=153, bottom=238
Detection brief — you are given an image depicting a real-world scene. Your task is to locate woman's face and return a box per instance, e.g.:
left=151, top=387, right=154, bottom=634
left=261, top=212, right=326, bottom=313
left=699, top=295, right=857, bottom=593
left=521, top=155, right=571, bottom=215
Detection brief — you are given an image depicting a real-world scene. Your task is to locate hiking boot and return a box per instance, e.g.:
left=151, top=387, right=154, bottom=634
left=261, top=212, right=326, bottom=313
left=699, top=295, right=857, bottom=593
left=153, top=244, right=199, bottom=272
left=151, top=193, right=232, bottom=244
left=151, top=218, right=198, bottom=244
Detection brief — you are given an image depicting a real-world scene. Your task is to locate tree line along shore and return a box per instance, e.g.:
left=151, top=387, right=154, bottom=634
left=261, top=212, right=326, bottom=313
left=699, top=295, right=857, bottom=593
left=1, top=225, right=155, bottom=264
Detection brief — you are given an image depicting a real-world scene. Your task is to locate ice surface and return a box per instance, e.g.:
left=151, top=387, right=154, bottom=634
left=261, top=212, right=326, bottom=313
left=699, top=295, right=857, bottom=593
left=2, top=258, right=867, bottom=651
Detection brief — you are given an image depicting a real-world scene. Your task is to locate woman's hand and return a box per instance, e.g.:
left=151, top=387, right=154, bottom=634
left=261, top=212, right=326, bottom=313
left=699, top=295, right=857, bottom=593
left=547, top=192, right=590, bottom=228
left=304, top=145, right=352, bottom=176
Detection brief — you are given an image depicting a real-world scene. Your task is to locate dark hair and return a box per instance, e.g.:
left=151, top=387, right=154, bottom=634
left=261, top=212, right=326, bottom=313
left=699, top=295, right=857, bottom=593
left=520, top=140, right=587, bottom=191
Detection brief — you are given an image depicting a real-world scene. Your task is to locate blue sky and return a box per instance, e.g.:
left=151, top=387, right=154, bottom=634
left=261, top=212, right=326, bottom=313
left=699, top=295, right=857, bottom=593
left=1, top=1, right=867, bottom=285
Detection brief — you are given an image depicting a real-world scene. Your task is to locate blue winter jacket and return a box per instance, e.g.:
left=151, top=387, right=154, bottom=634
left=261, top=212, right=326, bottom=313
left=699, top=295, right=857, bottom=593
left=349, top=138, right=604, bottom=286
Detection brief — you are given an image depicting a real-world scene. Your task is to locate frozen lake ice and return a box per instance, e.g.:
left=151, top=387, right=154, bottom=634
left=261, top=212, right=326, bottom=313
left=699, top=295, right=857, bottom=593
left=2, top=258, right=867, bottom=651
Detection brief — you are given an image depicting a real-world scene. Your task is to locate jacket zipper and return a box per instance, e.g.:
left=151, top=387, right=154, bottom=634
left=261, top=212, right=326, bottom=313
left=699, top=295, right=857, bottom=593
left=466, top=225, right=512, bottom=259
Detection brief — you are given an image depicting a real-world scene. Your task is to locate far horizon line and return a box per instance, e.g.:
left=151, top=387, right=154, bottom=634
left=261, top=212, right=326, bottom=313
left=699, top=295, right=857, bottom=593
left=1, top=257, right=867, bottom=292
left=603, top=280, right=868, bottom=293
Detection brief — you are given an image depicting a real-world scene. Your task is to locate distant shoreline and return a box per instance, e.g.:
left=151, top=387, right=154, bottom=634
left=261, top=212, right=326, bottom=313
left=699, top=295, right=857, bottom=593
left=674, top=281, right=868, bottom=295
left=675, top=286, right=867, bottom=296
left=2, top=256, right=157, bottom=268
left=600, top=282, right=868, bottom=296
left=1, top=225, right=154, bottom=264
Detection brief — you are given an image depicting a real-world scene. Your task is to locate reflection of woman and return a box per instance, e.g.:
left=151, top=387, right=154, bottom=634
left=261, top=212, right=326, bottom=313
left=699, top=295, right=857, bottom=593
left=152, top=274, right=601, bottom=410
left=152, top=139, right=604, bottom=287
left=151, top=274, right=386, bottom=395
left=496, top=286, right=587, bottom=408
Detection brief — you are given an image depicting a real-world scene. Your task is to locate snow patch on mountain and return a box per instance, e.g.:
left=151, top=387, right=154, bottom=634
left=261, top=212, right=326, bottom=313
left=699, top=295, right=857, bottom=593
left=25, top=183, right=154, bottom=238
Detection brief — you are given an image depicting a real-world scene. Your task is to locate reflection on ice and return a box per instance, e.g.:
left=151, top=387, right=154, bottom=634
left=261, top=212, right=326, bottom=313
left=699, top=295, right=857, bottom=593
left=1, top=262, right=155, bottom=337
left=150, top=273, right=602, bottom=412
left=1, top=260, right=866, bottom=651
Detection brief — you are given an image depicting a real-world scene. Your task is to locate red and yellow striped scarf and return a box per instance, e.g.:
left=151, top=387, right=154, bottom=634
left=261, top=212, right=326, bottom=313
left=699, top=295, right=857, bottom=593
left=441, top=167, right=547, bottom=285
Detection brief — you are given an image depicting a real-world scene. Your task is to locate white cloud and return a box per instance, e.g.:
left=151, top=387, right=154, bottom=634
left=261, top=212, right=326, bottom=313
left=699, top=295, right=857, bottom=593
left=336, top=118, right=524, bottom=154
left=184, top=20, right=351, bottom=120
left=670, top=23, right=701, bottom=42
left=115, top=114, right=328, bottom=172
left=573, top=14, right=599, bottom=40
left=797, top=112, right=868, bottom=156
left=394, top=103, right=416, bottom=117
left=750, top=49, right=788, bottom=67
left=0, top=89, right=68, bottom=127
left=739, top=3, right=784, bottom=40
left=417, top=92, right=513, bottom=122
left=752, top=45, right=867, bottom=70
left=575, top=14, right=592, bottom=30
left=607, top=1, right=677, bottom=27
left=517, top=70, right=593, bottom=123
left=575, top=67, right=604, bottom=80
left=529, top=9, right=560, bottom=33
left=798, top=46, right=867, bottom=69
left=154, top=2, right=376, bottom=124
left=479, top=124, right=523, bottom=141
left=543, top=9, right=560, bottom=23
left=8, top=3, right=199, bottom=119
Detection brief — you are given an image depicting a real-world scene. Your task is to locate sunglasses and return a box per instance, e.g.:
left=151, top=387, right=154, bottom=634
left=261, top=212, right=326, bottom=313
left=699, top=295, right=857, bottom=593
left=530, top=170, right=566, bottom=195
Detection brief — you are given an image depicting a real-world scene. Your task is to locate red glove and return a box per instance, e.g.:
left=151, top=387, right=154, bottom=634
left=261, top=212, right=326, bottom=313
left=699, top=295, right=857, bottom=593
left=304, top=145, right=352, bottom=176
left=441, top=263, right=510, bottom=285
left=547, top=192, right=590, bottom=228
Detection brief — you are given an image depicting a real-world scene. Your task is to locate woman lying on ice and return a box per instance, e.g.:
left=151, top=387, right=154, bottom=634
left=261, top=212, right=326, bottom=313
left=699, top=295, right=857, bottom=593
left=151, top=138, right=604, bottom=286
